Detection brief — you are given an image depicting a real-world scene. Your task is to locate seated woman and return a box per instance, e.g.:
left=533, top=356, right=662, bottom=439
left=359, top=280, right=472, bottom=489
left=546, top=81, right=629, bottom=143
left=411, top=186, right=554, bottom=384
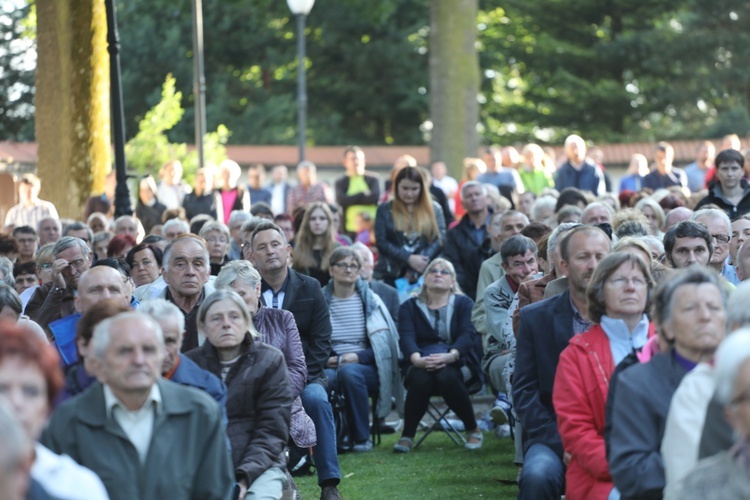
left=125, top=242, right=163, bottom=288
left=0, top=285, right=47, bottom=342
left=186, top=289, right=292, bottom=499
left=322, top=247, right=402, bottom=453
left=607, top=267, right=727, bottom=499
left=199, top=220, right=232, bottom=276
left=553, top=252, right=655, bottom=500
left=292, top=202, right=339, bottom=286
left=394, top=258, right=483, bottom=453
left=678, top=330, right=750, bottom=499
left=374, top=166, right=446, bottom=287
left=215, top=260, right=316, bottom=450
left=0, top=322, right=108, bottom=498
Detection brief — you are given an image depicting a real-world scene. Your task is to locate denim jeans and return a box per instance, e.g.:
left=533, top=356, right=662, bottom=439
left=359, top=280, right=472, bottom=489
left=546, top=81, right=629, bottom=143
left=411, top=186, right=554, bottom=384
left=325, top=363, right=379, bottom=444
left=518, top=443, right=565, bottom=500
left=300, top=383, right=341, bottom=485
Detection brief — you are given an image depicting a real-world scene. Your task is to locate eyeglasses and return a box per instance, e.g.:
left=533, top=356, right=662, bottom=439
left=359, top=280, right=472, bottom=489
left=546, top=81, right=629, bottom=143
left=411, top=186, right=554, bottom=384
left=39, top=262, right=53, bottom=270
left=712, top=234, right=731, bottom=244
left=333, top=262, right=360, bottom=271
left=65, top=258, right=87, bottom=271
left=427, top=268, right=452, bottom=276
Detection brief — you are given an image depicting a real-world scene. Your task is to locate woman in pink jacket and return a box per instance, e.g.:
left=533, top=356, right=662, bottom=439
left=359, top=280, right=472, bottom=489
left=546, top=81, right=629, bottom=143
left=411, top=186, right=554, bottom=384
left=553, top=252, right=655, bottom=499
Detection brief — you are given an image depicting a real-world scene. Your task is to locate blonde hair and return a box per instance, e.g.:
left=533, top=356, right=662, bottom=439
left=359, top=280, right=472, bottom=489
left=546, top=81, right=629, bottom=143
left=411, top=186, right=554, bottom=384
left=461, top=158, right=487, bottom=182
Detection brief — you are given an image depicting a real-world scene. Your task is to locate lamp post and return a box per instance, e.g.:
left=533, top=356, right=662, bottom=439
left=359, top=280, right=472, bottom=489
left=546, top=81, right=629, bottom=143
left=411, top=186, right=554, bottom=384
left=286, top=0, right=315, bottom=163
left=104, top=0, right=132, bottom=216
left=192, top=0, right=207, bottom=170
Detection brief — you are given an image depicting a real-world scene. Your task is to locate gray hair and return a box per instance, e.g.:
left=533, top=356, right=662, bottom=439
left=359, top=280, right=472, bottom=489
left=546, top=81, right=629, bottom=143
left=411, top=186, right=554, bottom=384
left=37, top=217, right=61, bottom=234
left=634, top=198, right=666, bottom=227
left=250, top=221, right=288, bottom=248
left=329, top=246, right=363, bottom=268
left=113, top=215, right=136, bottom=228
left=652, top=266, right=727, bottom=335
left=692, top=208, right=732, bottom=235
left=500, top=235, right=537, bottom=266
left=531, top=196, right=557, bottom=222
left=228, top=210, right=252, bottom=229
left=0, top=258, right=12, bottom=288
left=350, top=242, right=374, bottom=266
left=63, top=221, right=94, bottom=242
left=581, top=201, right=614, bottom=221
left=162, top=235, right=210, bottom=273
left=138, top=299, right=185, bottom=333
left=241, top=216, right=267, bottom=237
left=162, top=218, right=190, bottom=236
left=546, top=222, right=581, bottom=266
left=52, top=236, right=91, bottom=259
left=91, top=312, right=164, bottom=360
left=296, top=160, right=316, bottom=172
left=92, top=231, right=114, bottom=247
left=198, top=221, right=230, bottom=240
left=197, top=289, right=258, bottom=339
left=714, top=330, right=750, bottom=406
left=0, top=285, right=21, bottom=318
left=640, top=235, right=665, bottom=258
left=460, top=180, right=487, bottom=200
left=215, top=260, right=262, bottom=290
left=727, top=281, right=750, bottom=331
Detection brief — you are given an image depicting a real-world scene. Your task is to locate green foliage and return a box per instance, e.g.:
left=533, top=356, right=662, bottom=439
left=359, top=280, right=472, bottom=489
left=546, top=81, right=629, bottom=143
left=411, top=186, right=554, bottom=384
left=0, top=1, right=35, bottom=141
left=125, top=74, right=228, bottom=184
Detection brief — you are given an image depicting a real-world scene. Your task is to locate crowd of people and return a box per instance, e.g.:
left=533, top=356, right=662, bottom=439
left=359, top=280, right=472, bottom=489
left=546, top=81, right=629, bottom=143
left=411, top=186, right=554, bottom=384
left=1, top=135, right=750, bottom=499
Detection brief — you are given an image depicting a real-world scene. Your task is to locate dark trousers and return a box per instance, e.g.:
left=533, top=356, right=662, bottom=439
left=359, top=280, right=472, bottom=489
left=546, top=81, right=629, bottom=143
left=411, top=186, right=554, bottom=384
left=401, top=365, right=477, bottom=438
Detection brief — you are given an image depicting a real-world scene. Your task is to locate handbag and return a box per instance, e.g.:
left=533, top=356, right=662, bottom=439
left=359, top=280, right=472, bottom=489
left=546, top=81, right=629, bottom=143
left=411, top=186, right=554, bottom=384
left=330, top=360, right=352, bottom=453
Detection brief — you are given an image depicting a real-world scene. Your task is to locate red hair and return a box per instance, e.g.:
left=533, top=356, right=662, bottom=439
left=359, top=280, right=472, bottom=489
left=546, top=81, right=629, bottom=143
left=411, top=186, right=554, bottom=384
left=107, top=234, right=137, bottom=258
left=0, top=321, right=64, bottom=408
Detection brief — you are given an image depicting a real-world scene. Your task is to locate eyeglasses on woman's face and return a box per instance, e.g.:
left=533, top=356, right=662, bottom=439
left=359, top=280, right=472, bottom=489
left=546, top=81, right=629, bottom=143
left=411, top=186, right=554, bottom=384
left=333, top=262, right=360, bottom=272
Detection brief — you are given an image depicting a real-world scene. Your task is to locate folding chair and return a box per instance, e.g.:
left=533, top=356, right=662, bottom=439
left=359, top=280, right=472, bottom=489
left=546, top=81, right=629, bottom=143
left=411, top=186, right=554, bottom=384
left=413, top=378, right=483, bottom=449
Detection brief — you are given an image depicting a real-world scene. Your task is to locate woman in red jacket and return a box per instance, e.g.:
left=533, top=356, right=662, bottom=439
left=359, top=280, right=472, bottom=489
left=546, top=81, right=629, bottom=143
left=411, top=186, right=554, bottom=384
left=553, top=252, right=655, bottom=500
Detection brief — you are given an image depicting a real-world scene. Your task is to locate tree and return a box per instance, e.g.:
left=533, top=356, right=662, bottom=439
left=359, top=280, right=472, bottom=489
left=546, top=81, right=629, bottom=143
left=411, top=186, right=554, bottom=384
left=35, top=0, right=110, bottom=216
left=429, top=0, right=479, bottom=176
left=0, top=1, right=35, bottom=141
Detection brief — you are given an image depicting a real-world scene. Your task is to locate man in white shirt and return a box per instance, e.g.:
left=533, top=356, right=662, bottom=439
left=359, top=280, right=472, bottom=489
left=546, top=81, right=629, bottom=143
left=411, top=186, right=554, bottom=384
left=41, top=312, right=233, bottom=500
left=4, top=174, right=59, bottom=231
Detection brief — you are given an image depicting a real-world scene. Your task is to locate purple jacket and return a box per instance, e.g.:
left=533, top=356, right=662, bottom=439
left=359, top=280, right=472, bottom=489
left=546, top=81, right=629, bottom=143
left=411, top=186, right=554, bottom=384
left=253, top=305, right=316, bottom=447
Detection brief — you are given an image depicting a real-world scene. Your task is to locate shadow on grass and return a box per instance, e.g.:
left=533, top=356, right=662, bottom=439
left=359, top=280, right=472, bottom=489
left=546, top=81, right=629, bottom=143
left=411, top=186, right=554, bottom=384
left=295, top=431, right=519, bottom=499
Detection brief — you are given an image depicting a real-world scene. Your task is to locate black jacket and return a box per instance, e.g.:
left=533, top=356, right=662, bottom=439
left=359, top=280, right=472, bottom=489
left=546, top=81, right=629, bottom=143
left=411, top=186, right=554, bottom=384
left=186, top=337, right=291, bottom=487
left=695, top=181, right=750, bottom=219
left=136, top=199, right=167, bottom=235
left=607, top=352, right=688, bottom=500
left=183, top=191, right=217, bottom=220
left=262, top=268, right=332, bottom=386
left=373, top=200, right=446, bottom=283
left=442, top=213, right=493, bottom=300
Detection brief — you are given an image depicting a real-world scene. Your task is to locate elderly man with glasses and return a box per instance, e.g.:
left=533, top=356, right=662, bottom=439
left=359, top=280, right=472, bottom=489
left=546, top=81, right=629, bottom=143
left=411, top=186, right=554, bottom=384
left=692, top=208, right=739, bottom=285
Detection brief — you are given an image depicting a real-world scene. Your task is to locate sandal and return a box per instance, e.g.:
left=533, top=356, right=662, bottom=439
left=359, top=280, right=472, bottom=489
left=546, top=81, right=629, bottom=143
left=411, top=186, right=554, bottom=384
left=393, top=437, right=414, bottom=453
left=465, top=431, right=483, bottom=450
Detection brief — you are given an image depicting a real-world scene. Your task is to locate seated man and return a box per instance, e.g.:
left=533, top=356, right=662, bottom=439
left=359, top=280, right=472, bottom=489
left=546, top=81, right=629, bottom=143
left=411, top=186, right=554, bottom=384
left=41, top=312, right=233, bottom=499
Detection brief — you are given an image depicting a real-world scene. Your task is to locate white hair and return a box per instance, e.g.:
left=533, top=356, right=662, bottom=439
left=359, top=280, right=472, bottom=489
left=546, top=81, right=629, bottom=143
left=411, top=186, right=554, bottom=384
left=714, top=329, right=750, bottom=406
left=138, top=299, right=185, bottom=333
left=692, top=208, right=732, bottom=235
left=727, top=281, right=750, bottom=330
left=162, top=218, right=190, bottom=236
left=162, top=235, right=210, bottom=272
left=350, top=242, right=374, bottom=265
left=531, top=196, right=557, bottom=222
left=91, top=312, right=164, bottom=360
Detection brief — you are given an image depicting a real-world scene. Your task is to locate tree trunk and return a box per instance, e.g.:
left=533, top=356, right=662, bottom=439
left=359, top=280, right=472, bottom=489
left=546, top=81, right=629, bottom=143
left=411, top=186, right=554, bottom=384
left=429, top=0, right=479, bottom=179
left=36, top=0, right=110, bottom=218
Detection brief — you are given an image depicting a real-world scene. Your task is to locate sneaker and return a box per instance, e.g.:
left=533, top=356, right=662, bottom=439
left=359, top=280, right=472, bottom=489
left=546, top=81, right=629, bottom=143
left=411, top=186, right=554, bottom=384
left=352, top=439, right=373, bottom=453
left=393, top=436, right=414, bottom=453
left=465, top=431, right=484, bottom=450
left=490, top=393, right=511, bottom=425
left=494, top=423, right=511, bottom=439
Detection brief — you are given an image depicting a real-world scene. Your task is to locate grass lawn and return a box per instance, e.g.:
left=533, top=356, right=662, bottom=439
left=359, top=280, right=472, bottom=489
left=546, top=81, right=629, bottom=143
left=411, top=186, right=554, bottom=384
left=295, top=431, right=519, bottom=499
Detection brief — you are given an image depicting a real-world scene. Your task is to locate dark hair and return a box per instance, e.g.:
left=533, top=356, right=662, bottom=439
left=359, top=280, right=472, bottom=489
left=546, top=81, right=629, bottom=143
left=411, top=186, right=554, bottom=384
left=559, top=225, right=610, bottom=262
left=274, top=213, right=293, bottom=225
left=343, top=145, right=363, bottom=157
left=663, top=220, right=713, bottom=265
left=125, top=244, right=163, bottom=270
left=189, top=214, right=214, bottom=235
left=142, top=234, right=168, bottom=246
left=0, top=321, right=64, bottom=408
left=500, top=235, right=537, bottom=266
left=12, top=261, right=36, bottom=278
left=715, top=148, right=745, bottom=169
left=555, top=188, right=588, bottom=212
left=106, top=234, right=137, bottom=258
left=615, top=220, right=649, bottom=239
left=92, top=258, right=132, bottom=279
left=0, top=286, right=21, bottom=316
left=63, top=221, right=94, bottom=243
left=520, top=222, right=552, bottom=243
left=0, top=235, right=19, bottom=256
left=250, top=202, right=273, bottom=217
left=161, top=207, right=186, bottom=224
left=328, top=246, right=362, bottom=268
left=11, top=226, right=35, bottom=238
left=586, top=252, right=654, bottom=324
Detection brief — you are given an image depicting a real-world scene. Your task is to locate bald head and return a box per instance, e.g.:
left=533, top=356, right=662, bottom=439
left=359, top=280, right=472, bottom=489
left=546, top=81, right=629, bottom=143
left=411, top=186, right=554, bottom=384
left=75, top=266, right=128, bottom=314
left=665, top=207, right=694, bottom=230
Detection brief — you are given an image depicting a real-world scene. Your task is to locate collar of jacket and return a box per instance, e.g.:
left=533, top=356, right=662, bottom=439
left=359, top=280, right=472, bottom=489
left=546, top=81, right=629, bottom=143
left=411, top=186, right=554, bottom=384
left=322, top=277, right=376, bottom=317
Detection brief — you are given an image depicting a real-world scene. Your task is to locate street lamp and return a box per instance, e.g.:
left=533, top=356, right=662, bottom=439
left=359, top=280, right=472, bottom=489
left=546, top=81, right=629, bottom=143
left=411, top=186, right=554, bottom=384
left=286, top=0, right=315, bottom=162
